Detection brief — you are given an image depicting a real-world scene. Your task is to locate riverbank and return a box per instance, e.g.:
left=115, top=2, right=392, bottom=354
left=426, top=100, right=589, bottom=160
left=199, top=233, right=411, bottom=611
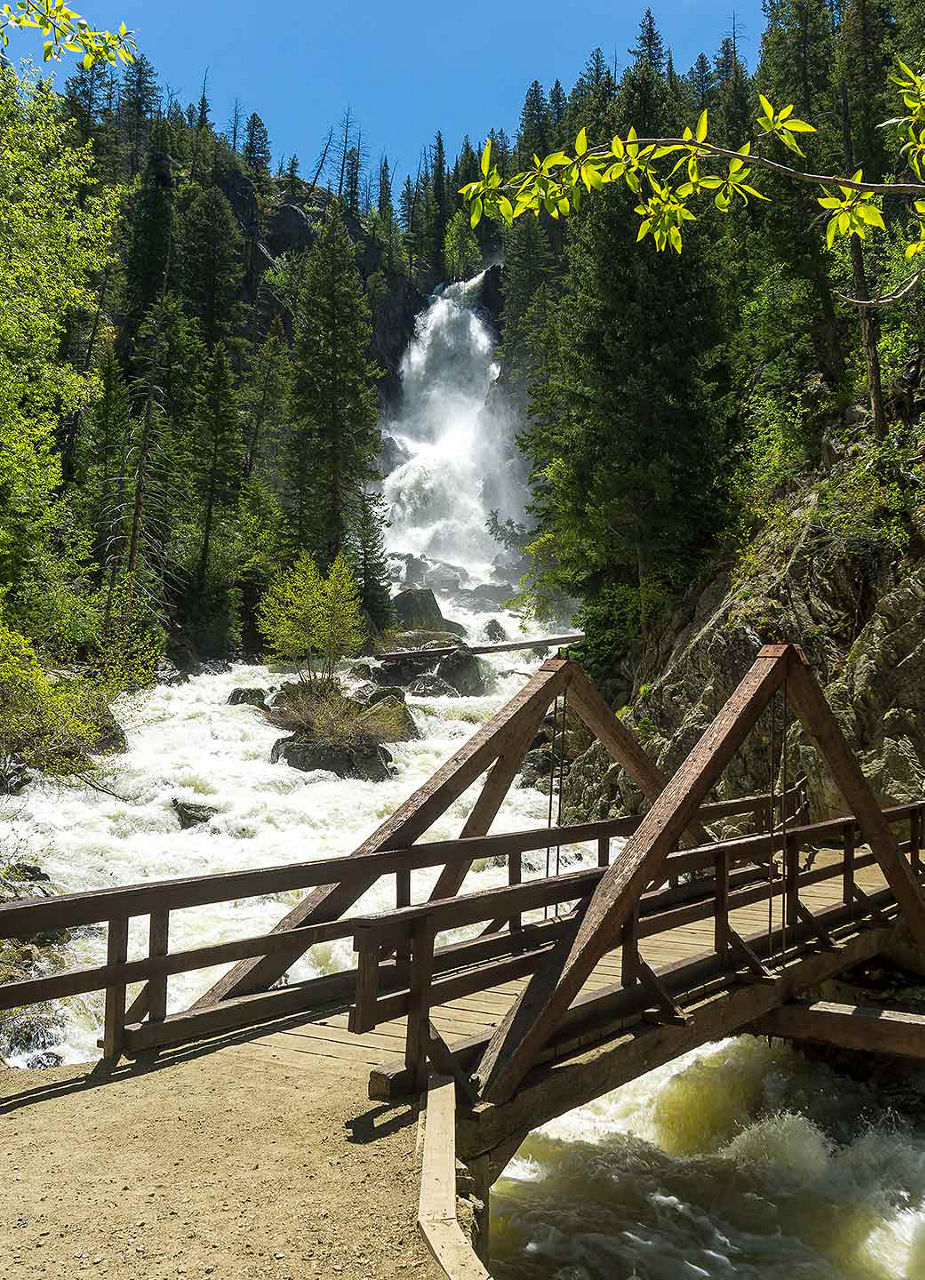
left=1, top=1044, right=439, bottom=1279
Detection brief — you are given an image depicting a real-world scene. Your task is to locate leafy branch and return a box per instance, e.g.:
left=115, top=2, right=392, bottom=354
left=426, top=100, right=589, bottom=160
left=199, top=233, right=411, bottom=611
left=461, top=57, right=925, bottom=302
left=0, top=1, right=135, bottom=68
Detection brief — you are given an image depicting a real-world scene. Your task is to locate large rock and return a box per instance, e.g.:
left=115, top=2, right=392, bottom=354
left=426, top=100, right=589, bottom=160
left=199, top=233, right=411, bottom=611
left=366, top=686, right=406, bottom=706
left=408, top=674, right=457, bottom=698
left=227, top=687, right=268, bottom=708
left=484, top=619, right=507, bottom=643
left=392, top=589, right=466, bottom=637
left=271, top=734, right=393, bottom=782
left=435, top=648, right=491, bottom=697
left=363, top=696, right=419, bottom=741
left=172, top=799, right=219, bottom=829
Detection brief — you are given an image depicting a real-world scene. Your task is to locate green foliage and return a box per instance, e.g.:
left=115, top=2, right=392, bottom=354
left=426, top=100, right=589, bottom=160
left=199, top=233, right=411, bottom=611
left=265, top=683, right=413, bottom=745
left=443, top=208, right=482, bottom=281
left=0, top=1, right=135, bottom=68
left=258, top=551, right=364, bottom=681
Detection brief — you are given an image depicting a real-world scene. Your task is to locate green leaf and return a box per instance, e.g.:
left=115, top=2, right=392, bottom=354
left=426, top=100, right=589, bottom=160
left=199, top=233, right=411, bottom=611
left=498, top=195, right=514, bottom=225
left=826, top=216, right=838, bottom=248
left=758, top=93, right=775, bottom=120
left=695, top=109, right=708, bottom=143
left=481, top=141, right=492, bottom=178
left=783, top=117, right=816, bottom=133
left=470, top=196, right=483, bottom=228
left=575, top=127, right=588, bottom=157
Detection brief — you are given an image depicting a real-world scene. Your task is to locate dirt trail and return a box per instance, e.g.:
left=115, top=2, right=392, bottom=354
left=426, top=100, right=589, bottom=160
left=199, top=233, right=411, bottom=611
left=1, top=1045, right=439, bottom=1279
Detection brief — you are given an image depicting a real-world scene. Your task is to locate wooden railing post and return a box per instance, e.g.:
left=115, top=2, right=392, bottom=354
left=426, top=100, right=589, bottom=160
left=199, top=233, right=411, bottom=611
left=395, top=869, right=411, bottom=974
left=509, top=849, right=522, bottom=934
left=147, top=909, right=169, bottom=1024
left=597, top=837, right=609, bottom=868
left=102, top=914, right=129, bottom=1060
left=406, top=918, right=435, bottom=1091
left=843, top=821, right=856, bottom=908
left=714, top=846, right=729, bottom=962
left=350, top=928, right=381, bottom=1035
left=785, top=832, right=800, bottom=936
left=621, top=904, right=639, bottom=987
left=911, top=807, right=922, bottom=875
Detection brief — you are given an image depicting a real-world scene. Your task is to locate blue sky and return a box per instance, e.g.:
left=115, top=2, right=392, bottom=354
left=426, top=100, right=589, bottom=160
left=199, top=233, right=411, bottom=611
left=46, top=1, right=767, bottom=182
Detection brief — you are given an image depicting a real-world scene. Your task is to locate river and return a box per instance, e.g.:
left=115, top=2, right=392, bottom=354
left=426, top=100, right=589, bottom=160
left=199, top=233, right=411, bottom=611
left=6, top=276, right=925, bottom=1278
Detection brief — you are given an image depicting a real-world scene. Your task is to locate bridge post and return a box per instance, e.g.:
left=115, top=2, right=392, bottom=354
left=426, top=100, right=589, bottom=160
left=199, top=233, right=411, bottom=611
left=714, top=846, right=730, bottom=962
left=406, top=919, right=435, bottom=1090
left=102, top=914, right=129, bottom=1060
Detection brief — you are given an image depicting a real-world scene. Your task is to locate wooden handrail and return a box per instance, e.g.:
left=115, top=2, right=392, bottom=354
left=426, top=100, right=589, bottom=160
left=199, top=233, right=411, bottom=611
left=0, top=781, right=810, bottom=940
left=377, top=632, right=585, bottom=662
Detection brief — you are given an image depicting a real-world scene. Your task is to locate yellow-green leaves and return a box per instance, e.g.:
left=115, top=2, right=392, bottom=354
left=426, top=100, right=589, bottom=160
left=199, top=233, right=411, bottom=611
left=817, top=171, right=886, bottom=248
left=756, top=94, right=816, bottom=157
left=891, top=58, right=925, bottom=180
left=0, top=1, right=135, bottom=67
left=905, top=199, right=925, bottom=260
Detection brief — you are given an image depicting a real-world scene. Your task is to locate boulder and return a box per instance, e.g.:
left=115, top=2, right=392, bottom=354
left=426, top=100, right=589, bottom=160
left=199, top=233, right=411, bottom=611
left=271, top=734, right=393, bottom=782
left=392, top=588, right=446, bottom=631
left=408, top=674, right=458, bottom=698
left=484, top=619, right=507, bottom=643
left=155, top=658, right=188, bottom=686
left=172, top=799, right=219, bottom=829
left=435, top=648, right=491, bottom=697
left=227, top=687, right=268, bottom=709
left=423, top=564, right=462, bottom=593
left=364, top=696, right=419, bottom=741
left=349, top=662, right=374, bottom=681
left=373, top=656, right=432, bottom=687
left=367, top=685, right=406, bottom=706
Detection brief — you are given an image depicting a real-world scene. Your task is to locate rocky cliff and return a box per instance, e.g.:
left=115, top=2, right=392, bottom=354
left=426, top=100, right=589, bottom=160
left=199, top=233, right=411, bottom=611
left=564, top=405, right=925, bottom=825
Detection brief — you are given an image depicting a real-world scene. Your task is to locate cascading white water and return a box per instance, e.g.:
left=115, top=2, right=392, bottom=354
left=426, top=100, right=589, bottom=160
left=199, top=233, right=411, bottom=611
left=382, top=274, right=525, bottom=576
left=5, top=275, right=925, bottom=1278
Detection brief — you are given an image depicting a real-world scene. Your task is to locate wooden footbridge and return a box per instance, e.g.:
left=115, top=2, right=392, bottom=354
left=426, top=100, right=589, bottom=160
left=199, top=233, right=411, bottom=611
left=4, top=642, right=925, bottom=1278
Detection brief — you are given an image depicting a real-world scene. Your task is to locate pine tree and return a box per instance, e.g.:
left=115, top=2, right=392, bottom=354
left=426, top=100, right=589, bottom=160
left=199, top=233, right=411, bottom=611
left=242, top=112, right=271, bottom=175
left=258, top=550, right=323, bottom=675
left=516, top=81, right=550, bottom=168
left=194, top=343, right=241, bottom=593
left=377, top=155, right=393, bottom=220
left=688, top=52, right=716, bottom=107
left=243, top=319, right=289, bottom=480
left=549, top=79, right=568, bottom=133
left=179, top=187, right=243, bottom=348
left=120, top=53, right=159, bottom=178
left=285, top=154, right=301, bottom=199
left=429, top=130, right=449, bottom=279
left=123, top=120, right=177, bottom=338
left=286, top=208, right=381, bottom=564
left=500, top=215, right=555, bottom=398
left=316, top=552, right=364, bottom=677
left=351, top=493, right=392, bottom=633
left=630, top=9, right=667, bottom=75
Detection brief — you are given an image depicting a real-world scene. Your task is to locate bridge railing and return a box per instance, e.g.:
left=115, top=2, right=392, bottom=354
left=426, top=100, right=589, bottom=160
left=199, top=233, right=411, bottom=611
left=350, top=800, right=925, bottom=1089
left=0, top=783, right=805, bottom=1059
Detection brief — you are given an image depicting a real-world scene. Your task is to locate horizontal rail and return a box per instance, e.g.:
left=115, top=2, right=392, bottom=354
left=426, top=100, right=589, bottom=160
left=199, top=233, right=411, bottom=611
left=0, top=785, right=811, bottom=939
left=377, top=633, right=585, bottom=662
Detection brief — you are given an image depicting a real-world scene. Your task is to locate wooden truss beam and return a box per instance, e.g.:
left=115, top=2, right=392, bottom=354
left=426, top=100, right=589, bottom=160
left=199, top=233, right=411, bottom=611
left=474, top=645, right=793, bottom=1103
left=785, top=656, right=925, bottom=945
left=752, top=999, right=925, bottom=1059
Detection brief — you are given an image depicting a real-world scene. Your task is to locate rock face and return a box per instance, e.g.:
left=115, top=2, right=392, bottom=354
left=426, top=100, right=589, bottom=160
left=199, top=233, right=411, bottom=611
left=366, top=686, right=406, bottom=706
left=227, top=687, right=268, bottom=708
left=484, top=619, right=507, bottom=643
left=563, top=515, right=925, bottom=825
left=435, top=648, right=491, bottom=697
left=271, top=735, right=393, bottom=782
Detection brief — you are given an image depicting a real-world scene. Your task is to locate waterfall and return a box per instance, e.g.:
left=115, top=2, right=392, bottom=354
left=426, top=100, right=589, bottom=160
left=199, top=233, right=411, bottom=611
left=381, top=273, right=525, bottom=577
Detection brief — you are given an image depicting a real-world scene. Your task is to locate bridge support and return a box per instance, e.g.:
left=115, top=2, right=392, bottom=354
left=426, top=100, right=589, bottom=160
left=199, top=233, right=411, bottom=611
left=751, top=999, right=925, bottom=1058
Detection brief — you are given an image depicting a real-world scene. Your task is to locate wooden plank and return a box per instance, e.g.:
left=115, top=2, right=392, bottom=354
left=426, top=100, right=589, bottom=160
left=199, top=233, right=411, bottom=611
left=418, top=1075, right=491, bottom=1280
left=475, top=645, right=792, bottom=1103
left=196, top=659, right=573, bottom=1005
left=370, top=891, right=898, bottom=1101
left=458, top=920, right=892, bottom=1161
left=406, top=920, right=435, bottom=1089
left=752, top=1000, right=925, bottom=1058
left=102, top=915, right=129, bottom=1060
left=785, top=657, right=925, bottom=946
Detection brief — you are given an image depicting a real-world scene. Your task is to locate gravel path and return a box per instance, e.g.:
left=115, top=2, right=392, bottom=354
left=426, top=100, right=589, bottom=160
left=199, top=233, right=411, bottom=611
left=1, top=1047, right=440, bottom=1279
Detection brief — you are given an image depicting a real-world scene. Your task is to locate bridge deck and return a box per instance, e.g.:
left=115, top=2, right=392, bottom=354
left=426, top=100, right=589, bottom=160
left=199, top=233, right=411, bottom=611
left=238, top=850, right=887, bottom=1079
